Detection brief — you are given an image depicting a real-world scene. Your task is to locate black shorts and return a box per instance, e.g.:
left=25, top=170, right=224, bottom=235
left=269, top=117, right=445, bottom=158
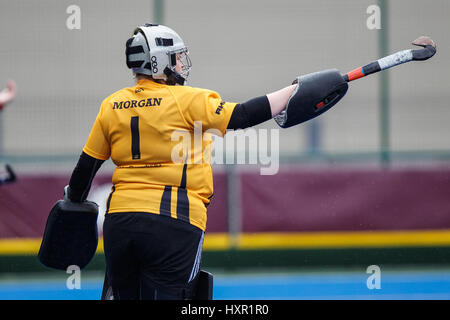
left=102, top=212, right=204, bottom=300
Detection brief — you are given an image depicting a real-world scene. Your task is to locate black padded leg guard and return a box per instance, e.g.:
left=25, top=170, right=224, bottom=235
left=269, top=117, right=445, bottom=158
left=193, top=270, right=214, bottom=300
left=101, top=269, right=114, bottom=300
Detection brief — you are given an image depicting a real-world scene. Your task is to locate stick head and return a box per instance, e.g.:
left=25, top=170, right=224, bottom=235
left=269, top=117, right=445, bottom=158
left=412, top=36, right=436, bottom=49
left=411, top=36, right=436, bottom=60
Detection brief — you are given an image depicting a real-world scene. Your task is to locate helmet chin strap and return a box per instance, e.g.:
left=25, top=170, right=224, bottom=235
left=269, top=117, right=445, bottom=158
left=164, top=67, right=186, bottom=85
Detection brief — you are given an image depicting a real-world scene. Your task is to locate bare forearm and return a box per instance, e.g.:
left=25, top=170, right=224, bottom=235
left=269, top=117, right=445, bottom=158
left=266, top=84, right=297, bottom=117
left=226, top=84, right=298, bottom=130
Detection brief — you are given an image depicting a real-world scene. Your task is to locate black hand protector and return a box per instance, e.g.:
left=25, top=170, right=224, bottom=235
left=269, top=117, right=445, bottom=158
left=38, top=200, right=99, bottom=270
left=274, top=69, right=348, bottom=128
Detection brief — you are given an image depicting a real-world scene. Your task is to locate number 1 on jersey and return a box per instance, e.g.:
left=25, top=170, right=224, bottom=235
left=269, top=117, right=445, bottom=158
left=130, top=116, right=141, bottom=160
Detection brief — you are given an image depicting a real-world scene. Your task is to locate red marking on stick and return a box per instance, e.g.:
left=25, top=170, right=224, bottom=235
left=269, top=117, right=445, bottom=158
left=347, top=67, right=365, bottom=81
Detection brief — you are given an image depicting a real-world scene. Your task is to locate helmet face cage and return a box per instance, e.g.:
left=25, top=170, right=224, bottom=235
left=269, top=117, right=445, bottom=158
left=125, top=24, right=191, bottom=85
left=169, top=48, right=192, bottom=82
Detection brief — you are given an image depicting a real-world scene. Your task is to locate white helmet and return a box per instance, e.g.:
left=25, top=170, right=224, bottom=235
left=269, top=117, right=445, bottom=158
left=125, top=23, right=192, bottom=85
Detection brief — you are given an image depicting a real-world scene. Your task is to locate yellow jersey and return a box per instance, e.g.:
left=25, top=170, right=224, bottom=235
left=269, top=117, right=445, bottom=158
left=83, top=79, right=237, bottom=231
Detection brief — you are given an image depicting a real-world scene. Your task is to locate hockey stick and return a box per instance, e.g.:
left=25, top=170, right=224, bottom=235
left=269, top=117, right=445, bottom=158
left=0, top=164, right=16, bottom=185
left=343, top=36, right=436, bottom=82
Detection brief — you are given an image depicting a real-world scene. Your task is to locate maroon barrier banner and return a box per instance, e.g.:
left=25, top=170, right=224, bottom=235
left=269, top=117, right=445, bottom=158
left=241, top=167, right=450, bottom=232
left=0, top=172, right=228, bottom=238
left=1, top=167, right=450, bottom=238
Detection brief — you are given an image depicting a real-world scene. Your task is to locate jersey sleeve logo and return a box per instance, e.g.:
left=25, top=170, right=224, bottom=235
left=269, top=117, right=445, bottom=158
left=215, top=101, right=225, bottom=115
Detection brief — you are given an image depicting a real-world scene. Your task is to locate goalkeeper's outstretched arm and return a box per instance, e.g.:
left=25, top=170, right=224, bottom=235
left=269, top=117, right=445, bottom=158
left=226, top=84, right=297, bottom=130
